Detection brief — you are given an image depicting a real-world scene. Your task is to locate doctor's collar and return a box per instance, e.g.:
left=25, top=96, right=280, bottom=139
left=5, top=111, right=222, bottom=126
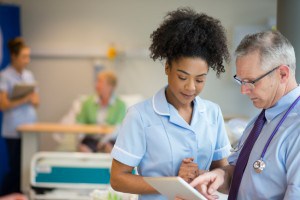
left=265, top=85, right=300, bottom=122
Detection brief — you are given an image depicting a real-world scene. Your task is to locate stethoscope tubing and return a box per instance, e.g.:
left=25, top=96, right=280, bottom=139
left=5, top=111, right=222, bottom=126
left=231, top=95, right=300, bottom=160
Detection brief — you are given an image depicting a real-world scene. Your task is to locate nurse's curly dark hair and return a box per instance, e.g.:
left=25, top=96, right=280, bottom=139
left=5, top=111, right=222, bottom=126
left=149, top=7, right=229, bottom=77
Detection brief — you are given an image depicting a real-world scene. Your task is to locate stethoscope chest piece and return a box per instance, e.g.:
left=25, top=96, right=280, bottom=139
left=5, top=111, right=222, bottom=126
left=253, top=159, right=266, bottom=173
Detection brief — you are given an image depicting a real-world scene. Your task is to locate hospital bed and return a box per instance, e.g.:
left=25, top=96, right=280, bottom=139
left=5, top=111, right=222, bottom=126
left=29, top=152, right=112, bottom=200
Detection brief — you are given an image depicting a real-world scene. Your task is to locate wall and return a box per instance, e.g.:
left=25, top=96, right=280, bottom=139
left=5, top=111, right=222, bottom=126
left=277, top=0, right=300, bottom=82
left=7, top=0, right=277, bottom=149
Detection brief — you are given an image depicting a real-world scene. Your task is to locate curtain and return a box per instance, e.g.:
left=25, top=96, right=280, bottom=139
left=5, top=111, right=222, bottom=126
left=0, top=3, right=21, bottom=193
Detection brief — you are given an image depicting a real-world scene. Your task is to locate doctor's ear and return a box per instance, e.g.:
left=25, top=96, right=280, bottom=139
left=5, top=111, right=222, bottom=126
left=278, top=65, right=290, bottom=83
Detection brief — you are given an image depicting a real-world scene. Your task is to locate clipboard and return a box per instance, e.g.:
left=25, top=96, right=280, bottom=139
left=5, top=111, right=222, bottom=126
left=143, top=176, right=207, bottom=200
left=11, top=83, right=35, bottom=100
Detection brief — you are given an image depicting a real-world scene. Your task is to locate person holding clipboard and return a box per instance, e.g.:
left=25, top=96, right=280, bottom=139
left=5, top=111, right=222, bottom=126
left=0, top=37, right=39, bottom=195
left=110, top=8, right=231, bottom=200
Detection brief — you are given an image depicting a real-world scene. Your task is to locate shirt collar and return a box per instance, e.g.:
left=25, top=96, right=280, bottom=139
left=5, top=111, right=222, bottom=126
left=265, top=85, right=300, bottom=122
left=152, top=86, right=170, bottom=116
left=8, top=65, right=23, bottom=78
left=93, top=93, right=116, bottom=106
left=152, top=86, right=206, bottom=116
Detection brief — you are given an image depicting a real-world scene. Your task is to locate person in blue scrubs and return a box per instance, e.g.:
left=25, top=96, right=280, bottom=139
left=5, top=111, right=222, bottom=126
left=191, top=30, right=300, bottom=200
left=110, top=8, right=231, bottom=199
left=0, top=38, right=39, bottom=194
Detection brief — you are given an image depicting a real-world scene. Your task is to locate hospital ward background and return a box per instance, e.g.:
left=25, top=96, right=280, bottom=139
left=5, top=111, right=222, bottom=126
left=1, top=0, right=299, bottom=200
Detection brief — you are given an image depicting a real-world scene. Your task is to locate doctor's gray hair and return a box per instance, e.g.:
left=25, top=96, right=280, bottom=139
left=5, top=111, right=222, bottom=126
left=235, top=30, right=296, bottom=75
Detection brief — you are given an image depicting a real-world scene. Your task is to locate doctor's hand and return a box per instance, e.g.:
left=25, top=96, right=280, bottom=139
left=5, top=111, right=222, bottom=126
left=190, top=169, right=225, bottom=200
left=178, top=158, right=199, bottom=183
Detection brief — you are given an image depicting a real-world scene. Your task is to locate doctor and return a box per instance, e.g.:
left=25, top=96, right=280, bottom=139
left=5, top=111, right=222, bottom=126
left=191, top=30, right=300, bottom=200
left=110, top=7, right=231, bottom=200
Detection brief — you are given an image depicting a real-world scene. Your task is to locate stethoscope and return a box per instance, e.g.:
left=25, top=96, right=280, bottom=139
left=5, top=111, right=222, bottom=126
left=231, top=95, right=300, bottom=173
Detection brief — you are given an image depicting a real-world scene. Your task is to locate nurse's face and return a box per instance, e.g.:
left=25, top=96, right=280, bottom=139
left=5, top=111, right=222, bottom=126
left=11, top=47, right=31, bottom=72
left=165, top=57, right=208, bottom=108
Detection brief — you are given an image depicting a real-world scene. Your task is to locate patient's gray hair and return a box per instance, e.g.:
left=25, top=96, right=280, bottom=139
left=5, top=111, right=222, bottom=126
left=235, top=30, right=296, bottom=75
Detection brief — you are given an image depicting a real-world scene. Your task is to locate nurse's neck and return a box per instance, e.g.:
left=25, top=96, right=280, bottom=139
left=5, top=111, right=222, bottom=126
left=165, top=89, right=194, bottom=124
left=12, top=63, right=24, bottom=75
left=177, top=102, right=194, bottom=125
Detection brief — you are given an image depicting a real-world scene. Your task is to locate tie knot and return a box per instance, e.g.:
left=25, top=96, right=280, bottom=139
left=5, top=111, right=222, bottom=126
left=258, top=109, right=266, bottom=122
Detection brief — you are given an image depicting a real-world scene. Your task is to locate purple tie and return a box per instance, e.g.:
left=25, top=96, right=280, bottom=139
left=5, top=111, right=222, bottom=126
left=228, top=109, right=266, bottom=200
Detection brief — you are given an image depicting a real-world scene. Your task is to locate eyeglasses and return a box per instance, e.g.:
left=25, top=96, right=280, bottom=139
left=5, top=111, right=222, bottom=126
left=233, top=66, right=280, bottom=90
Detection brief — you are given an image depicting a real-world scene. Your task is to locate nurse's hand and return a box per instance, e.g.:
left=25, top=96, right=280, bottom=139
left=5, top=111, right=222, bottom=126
left=28, top=93, right=39, bottom=106
left=178, top=158, right=199, bottom=183
left=190, top=169, right=225, bottom=200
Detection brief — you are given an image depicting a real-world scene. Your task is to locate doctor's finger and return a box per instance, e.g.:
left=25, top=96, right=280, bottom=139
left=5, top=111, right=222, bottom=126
left=198, top=184, right=218, bottom=200
left=207, top=180, right=222, bottom=195
left=190, top=173, right=211, bottom=187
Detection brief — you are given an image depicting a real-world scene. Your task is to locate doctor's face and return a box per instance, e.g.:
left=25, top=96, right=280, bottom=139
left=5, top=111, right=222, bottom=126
left=235, top=51, right=280, bottom=109
left=165, top=57, right=208, bottom=108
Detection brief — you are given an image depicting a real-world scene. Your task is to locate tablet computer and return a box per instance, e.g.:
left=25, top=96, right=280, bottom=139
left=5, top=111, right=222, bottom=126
left=143, top=176, right=207, bottom=200
left=11, top=83, right=35, bottom=100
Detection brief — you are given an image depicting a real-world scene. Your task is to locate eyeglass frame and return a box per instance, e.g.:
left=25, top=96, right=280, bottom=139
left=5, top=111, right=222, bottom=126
left=233, top=65, right=280, bottom=89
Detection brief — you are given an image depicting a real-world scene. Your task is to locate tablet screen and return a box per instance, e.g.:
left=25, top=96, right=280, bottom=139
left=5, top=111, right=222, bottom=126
left=11, top=84, right=35, bottom=100
left=144, top=176, right=207, bottom=200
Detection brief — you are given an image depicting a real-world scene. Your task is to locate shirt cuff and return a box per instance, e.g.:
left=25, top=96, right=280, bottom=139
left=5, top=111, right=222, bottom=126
left=228, top=151, right=239, bottom=165
left=212, top=144, right=231, bottom=161
left=111, top=145, right=142, bottom=167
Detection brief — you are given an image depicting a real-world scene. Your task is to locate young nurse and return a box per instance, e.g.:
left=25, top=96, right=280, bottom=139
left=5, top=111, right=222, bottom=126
left=110, top=7, right=231, bottom=199
left=0, top=38, right=39, bottom=194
